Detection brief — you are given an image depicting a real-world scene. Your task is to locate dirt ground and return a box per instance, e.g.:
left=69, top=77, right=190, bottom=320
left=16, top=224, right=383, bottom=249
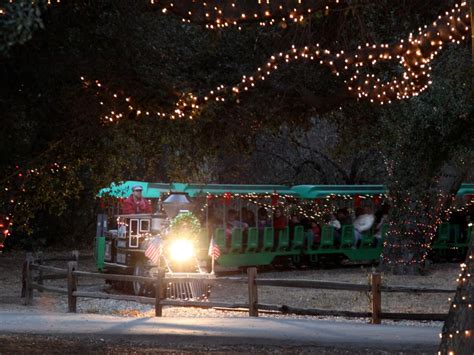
left=0, top=249, right=459, bottom=322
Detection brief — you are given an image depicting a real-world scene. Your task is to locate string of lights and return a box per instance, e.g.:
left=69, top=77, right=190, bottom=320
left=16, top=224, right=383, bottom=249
left=0, top=0, right=345, bottom=28
left=82, top=2, right=471, bottom=124
left=4, top=1, right=471, bottom=114
left=80, top=77, right=200, bottom=123
left=379, top=189, right=456, bottom=266
left=201, top=1, right=470, bottom=105
left=153, top=0, right=346, bottom=29
left=438, top=253, right=473, bottom=353
left=0, top=163, right=68, bottom=251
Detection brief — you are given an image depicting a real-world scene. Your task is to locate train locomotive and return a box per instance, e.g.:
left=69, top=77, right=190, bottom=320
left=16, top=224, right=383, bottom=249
left=96, top=185, right=213, bottom=297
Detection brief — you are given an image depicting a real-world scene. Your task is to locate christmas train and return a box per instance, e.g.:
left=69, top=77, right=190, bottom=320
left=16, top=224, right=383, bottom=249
left=95, top=182, right=474, bottom=295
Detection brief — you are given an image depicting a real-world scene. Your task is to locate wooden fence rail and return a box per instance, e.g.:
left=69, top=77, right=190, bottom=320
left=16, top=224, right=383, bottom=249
left=21, top=254, right=455, bottom=323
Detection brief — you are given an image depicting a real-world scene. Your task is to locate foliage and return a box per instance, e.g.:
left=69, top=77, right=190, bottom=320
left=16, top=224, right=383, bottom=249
left=245, top=118, right=386, bottom=185
left=377, top=47, right=474, bottom=272
left=169, top=212, right=201, bottom=242
left=0, top=0, right=471, bottom=255
left=0, top=0, right=45, bottom=55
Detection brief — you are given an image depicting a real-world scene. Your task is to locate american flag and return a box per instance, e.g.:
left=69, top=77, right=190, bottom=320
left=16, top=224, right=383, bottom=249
left=145, top=237, right=163, bottom=263
left=208, top=238, right=221, bottom=260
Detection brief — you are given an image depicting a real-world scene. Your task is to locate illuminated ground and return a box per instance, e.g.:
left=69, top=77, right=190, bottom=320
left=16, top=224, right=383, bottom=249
left=0, top=312, right=440, bottom=354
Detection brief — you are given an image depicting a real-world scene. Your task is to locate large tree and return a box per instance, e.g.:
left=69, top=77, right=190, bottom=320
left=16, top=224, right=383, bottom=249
left=1, top=0, right=472, bottom=260
left=372, top=47, right=472, bottom=273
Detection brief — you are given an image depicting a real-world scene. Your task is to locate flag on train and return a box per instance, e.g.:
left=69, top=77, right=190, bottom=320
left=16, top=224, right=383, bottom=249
left=208, top=238, right=220, bottom=260
left=145, top=236, right=163, bottom=263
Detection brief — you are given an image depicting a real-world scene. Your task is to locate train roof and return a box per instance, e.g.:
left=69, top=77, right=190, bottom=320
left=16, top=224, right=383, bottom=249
left=98, top=181, right=474, bottom=199
left=291, top=185, right=386, bottom=198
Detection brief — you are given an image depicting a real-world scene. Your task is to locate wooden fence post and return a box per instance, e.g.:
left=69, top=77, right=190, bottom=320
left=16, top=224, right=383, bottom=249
left=67, top=261, right=78, bottom=313
left=371, top=273, right=381, bottom=324
left=155, top=270, right=165, bottom=317
left=247, top=267, right=258, bottom=317
left=71, top=250, right=79, bottom=262
left=23, top=253, right=34, bottom=305
left=37, top=251, right=44, bottom=292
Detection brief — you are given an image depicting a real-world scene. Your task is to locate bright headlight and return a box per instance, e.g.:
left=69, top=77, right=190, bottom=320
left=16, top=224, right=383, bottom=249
left=168, top=239, right=194, bottom=262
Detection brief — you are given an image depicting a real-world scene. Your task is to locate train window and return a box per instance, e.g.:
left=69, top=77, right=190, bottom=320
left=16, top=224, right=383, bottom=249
left=130, top=219, right=139, bottom=236
left=140, top=219, right=150, bottom=232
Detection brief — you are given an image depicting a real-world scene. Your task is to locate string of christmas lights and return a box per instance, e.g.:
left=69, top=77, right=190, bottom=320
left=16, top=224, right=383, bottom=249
left=0, top=163, right=68, bottom=251
left=200, top=1, right=470, bottom=105
left=82, top=2, right=471, bottom=124
left=80, top=77, right=200, bottom=123
left=153, top=0, right=346, bottom=29
left=381, top=191, right=456, bottom=266
left=4, top=1, right=471, bottom=111
left=1, top=0, right=345, bottom=29
left=438, top=252, right=473, bottom=353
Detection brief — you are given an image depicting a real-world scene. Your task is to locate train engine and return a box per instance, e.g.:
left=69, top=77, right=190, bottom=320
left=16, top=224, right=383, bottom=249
left=95, top=193, right=212, bottom=298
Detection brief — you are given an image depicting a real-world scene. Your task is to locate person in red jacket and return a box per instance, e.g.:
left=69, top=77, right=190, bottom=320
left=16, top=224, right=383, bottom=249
left=273, top=207, right=287, bottom=230
left=121, top=185, right=152, bottom=214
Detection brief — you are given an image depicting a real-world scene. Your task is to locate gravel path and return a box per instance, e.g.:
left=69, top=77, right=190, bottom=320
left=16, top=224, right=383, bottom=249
left=0, top=250, right=459, bottom=327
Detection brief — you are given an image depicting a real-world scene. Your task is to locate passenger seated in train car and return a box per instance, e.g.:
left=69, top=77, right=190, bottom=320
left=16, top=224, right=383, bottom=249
left=226, top=209, right=247, bottom=244
left=289, top=214, right=302, bottom=246
left=227, top=209, right=249, bottom=229
left=310, top=220, right=321, bottom=245
left=273, top=207, right=287, bottom=229
left=373, top=204, right=390, bottom=247
left=353, top=206, right=375, bottom=248
left=289, top=214, right=301, bottom=230
left=237, top=207, right=254, bottom=248
left=329, top=213, right=342, bottom=245
left=240, top=207, right=249, bottom=226
left=257, top=207, right=270, bottom=232
left=329, top=208, right=351, bottom=246
left=244, top=208, right=256, bottom=227
left=337, top=208, right=353, bottom=225
left=121, top=185, right=152, bottom=214
left=257, top=207, right=270, bottom=247
left=273, top=207, right=287, bottom=250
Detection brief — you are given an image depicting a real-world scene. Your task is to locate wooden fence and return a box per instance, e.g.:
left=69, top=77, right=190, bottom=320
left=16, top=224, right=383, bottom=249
left=21, top=253, right=455, bottom=324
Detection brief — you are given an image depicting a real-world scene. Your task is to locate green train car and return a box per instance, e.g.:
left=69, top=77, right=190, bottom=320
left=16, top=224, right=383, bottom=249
left=96, top=182, right=473, bottom=271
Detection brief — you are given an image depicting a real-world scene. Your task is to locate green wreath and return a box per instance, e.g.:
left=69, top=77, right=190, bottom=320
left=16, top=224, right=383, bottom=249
left=169, top=211, right=201, bottom=242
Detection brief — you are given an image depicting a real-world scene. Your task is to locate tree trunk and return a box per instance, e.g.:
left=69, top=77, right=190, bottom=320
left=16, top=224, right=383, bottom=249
left=381, top=165, right=464, bottom=274
left=381, top=191, right=448, bottom=274
left=438, top=235, right=474, bottom=354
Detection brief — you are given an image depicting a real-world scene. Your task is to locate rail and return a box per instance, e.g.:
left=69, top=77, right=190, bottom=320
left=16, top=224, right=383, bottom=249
left=21, top=252, right=455, bottom=323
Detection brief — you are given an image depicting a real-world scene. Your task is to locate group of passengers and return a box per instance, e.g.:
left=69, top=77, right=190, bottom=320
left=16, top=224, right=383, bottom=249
left=207, top=204, right=390, bottom=250
left=327, top=205, right=389, bottom=248
left=225, top=207, right=288, bottom=249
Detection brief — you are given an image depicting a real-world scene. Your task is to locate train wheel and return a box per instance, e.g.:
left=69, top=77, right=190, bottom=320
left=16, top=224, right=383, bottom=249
left=132, top=260, right=146, bottom=296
